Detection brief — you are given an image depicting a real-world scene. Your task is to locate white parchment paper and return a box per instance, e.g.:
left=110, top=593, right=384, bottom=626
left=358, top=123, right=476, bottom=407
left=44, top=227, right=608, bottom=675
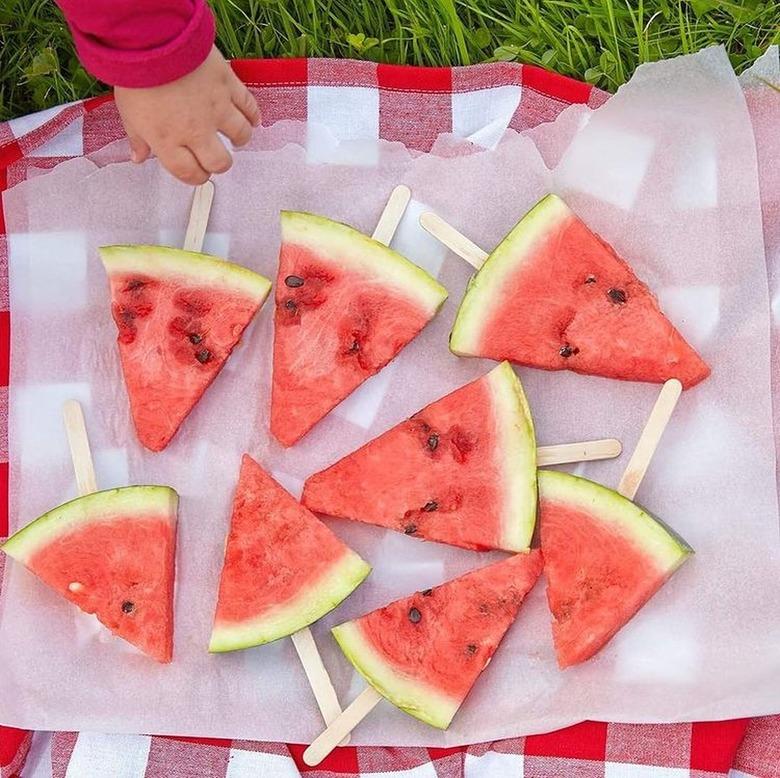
left=1, top=47, right=778, bottom=744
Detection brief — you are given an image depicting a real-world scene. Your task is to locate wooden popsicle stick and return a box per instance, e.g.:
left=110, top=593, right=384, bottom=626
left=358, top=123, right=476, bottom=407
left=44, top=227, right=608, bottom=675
left=537, top=438, right=621, bottom=467
left=182, top=181, right=215, bottom=253
left=291, top=628, right=350, bottom=744
left=419, top=211, right=487, bottom=269
left=303, top=687, right=382, bottom=766
left=617, top=379, right=682, bottom=499
left=372, top=185, right=411, bottom=244
left=62, top=400, right=98, bottom=497
left=303, top=381, right=683, bottom=766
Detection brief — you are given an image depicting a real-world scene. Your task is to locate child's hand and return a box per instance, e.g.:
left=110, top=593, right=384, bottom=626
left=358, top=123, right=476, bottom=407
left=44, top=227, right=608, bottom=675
left=115, top=46, right=260, bottom=185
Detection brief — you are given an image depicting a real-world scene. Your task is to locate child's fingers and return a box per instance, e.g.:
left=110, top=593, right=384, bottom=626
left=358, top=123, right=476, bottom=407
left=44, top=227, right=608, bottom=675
left=220, top=108, right=253, bottom=148
left=231, top=81, right=261, bottom=127
left=161, top=146, right=210, bottom=186
left=193, top=135, right=233, bottom=175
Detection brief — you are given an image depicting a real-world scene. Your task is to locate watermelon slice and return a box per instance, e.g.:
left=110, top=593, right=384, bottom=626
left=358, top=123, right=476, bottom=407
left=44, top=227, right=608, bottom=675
left=209, top=455, right=371, bottom=652
left=333, top=550, right=543, bottom=729
left=271, top=212, right=448, bottom=446
left=450, top=195, right=710, bottom=388
left=100, top=246, right=272, bottom=451
left=539, top=470, right=692, bottom=668
left=303, top=361, right=537, bottom=552
left=0, top=486, right=178, bottom=663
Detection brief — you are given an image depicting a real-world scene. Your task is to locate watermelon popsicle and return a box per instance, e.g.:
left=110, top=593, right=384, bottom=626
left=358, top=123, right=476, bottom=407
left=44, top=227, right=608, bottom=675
left=303, top=379, right=690, bottom=765
left=269, top=189, right=449, bottom=447
left=100, top=182, right=272, bottom=452
left=302, top=361, right=623, bottom=553
left=420, top=196, right=711, bottom=388
left=0, top=400, right=179, bottom=663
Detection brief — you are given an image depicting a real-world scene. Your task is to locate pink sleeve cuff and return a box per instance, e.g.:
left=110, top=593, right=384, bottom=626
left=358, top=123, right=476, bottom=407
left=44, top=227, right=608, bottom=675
left=69, top=1, right=216, bottom=88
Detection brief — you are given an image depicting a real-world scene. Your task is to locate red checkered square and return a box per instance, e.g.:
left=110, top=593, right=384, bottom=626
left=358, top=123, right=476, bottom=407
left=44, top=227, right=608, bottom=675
left=145, top=736, right=230, bottom=777
left=606, top=723, right=691, bottom=769
left=525, top=721, right=608, bottom=761
left=690, top=719, right=750, bottom=773
left=378, top=87, right=451, bottom=151
left=525, top=755, right=606, bottom=778
left=733, top=715, right=780, bottom=777
left=308, top=58, right=378, bottom=87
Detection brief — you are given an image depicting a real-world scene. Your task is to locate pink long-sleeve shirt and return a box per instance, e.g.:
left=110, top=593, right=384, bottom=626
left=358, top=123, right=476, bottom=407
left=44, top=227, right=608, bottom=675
left=55, top=0, right=216, bottom=88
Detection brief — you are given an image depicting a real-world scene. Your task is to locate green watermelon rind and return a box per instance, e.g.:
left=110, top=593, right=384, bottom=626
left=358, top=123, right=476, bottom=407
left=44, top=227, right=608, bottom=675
left=280, top=211, right=448, bottom=314
left=450, top=194, right=570, bottom=356
left=538, top=469, right=693, bottom=569
left=208, top=551, right=371, bottom=653
left=1, top=486, right=179, bottom=564
left=487, top=361, right=538, bottom=552
left=100, top=245, right=272, bottom=302
left=332, top=620, right=460, bottom=730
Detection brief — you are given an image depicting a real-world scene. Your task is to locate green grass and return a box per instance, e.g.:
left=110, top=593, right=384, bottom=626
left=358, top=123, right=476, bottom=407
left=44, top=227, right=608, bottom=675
left=1, top=0, right=778, bottom=121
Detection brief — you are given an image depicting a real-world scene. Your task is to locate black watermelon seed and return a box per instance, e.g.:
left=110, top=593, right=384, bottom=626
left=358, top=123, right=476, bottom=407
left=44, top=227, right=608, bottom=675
left=404, top=523, right=417, bottom=535
left=559, top=345, right=574, bottom=358
left=466, top=643, right=477, bottom=655
left=422, top=589, right=433, bottom=597
left=607, top=288, right=627, bottom=304
left=284, top=299, right=297, bottom=312
left=350, top=339, right=360, bottom=353
left=284, top=275, right=305, bottom=288
left=585, top=274, right=597, bottom=284
left=127, top=279, right=145, bottom=291
left=426, top=434, right=439, bottom=451
left=120, top=309, right=135, bottom=323
left=196, top=349, right=212, bottom=364
left=423, top=501, right=438, bottom=512
left=408, top=607, right=422, bottom=623
left=188, top=333, right=203, bottom=345
left=121, top=601, right=135, bottom=614
left=479, top=603, right=490, bottom=615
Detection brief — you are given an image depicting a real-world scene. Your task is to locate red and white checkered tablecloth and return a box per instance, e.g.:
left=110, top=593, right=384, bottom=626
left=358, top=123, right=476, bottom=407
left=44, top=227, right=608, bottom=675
left=0, top=57, right=778, bottom=778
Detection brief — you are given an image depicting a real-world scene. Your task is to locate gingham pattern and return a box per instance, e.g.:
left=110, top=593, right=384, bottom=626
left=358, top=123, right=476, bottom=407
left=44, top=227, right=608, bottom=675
left=0, top=58, right=777, bottom=778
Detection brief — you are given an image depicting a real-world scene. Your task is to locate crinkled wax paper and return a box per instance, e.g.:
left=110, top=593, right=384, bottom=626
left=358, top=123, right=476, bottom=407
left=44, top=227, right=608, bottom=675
left=0, top=47, right=778, bottom=745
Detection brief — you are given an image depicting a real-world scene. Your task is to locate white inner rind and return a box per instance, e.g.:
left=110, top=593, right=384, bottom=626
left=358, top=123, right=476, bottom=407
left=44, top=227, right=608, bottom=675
left=280, top=211, right=448, bottom=315
left=332, top=620, right=460, bottom=730
left=100, top=245, right=272, bottom=302
left=539, top=469, right=692, bottom=570
left=1, top=486, right=179, bottom=564
left=450, top=194, right=572, bottom=354
left=209, top=551, right=371, bottom=652
left=487, top=362, right=538, bottom=551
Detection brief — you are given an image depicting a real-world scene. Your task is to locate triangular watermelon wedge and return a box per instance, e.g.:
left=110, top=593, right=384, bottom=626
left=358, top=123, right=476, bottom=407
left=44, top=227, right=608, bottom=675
left=333, top=550, right=543, bottom=729
left=303, top=361, right=537, bottom=552
left=539, top=470, right=692, bottom=668
left=271, top=212, right=448, bottom=447
left=209, top=455, right=371, bottom=652
left=450, top=195, right=710, bottom=388
left=100, top=246, right=272, bottom=451
left=1, top=486, right=178, bottom=663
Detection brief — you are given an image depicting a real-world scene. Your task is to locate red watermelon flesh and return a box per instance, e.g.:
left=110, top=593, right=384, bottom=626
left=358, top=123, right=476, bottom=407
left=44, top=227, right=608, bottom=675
left=271, top=212, right=448, bottom=447
left=332, top=550, right=543, bottom=729
left=209, top=455, right=371, bottom=652
left=450, top=195, right=710, bottom=388
left=303, top=361, right=537, bottom=552
left=0, top=487, right=178, bottom=663
left=539, top=470, right=692, bottom=668
left=100, top=246, right=271, bottom=451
